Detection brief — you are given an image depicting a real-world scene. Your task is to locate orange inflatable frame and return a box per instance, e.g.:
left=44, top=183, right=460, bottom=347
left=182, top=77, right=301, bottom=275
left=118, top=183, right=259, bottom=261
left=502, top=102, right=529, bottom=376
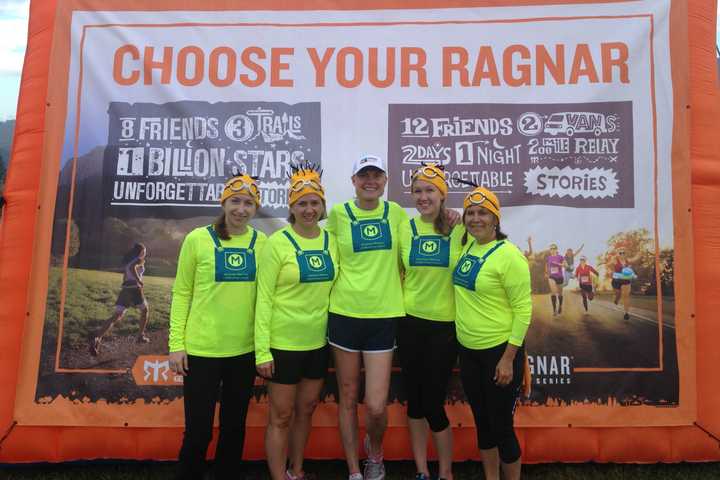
left=1, top=0, right=719, bottom=463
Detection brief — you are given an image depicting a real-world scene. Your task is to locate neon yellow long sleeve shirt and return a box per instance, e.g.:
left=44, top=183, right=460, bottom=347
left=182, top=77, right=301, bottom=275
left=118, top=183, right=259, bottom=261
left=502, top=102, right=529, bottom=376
left=399, top=217, right=465, bottom=322
left=254, top=226, right=338, bottom=365
left=454, top=239, right=532, bottom=349
left=326, top=200, right=408, bottom=318
left=169, top=225, right=267, bottom=357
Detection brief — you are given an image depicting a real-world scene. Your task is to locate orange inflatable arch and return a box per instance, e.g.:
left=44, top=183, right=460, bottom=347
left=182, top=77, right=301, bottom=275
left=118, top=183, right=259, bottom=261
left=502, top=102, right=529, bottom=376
left=1, top=0, right=719, bottom=463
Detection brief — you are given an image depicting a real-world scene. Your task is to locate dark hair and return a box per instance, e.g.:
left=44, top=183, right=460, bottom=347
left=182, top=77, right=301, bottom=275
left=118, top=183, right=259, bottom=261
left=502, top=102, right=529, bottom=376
left=213, top=214, right=231, bottom=240
left=122, top=243, right=146, bottom=265
left=460, top=210, right=508, bottom=246
left=287, top=199, right=328, bottom=224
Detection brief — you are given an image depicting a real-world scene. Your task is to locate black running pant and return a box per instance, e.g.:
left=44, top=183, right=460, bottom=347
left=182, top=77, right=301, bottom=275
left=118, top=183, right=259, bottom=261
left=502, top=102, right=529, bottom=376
left=397, top=315, right=458, bottom=432
left=177, top=353, right=256, bottom=480
left=459, top=343, right=524, bottom=464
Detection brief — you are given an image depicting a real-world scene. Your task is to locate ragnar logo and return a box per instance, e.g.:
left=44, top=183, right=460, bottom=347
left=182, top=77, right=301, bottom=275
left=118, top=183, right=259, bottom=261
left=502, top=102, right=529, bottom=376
left=225, top=252, right=245, bottom=269
left=527, top=355, right=573, bottom=385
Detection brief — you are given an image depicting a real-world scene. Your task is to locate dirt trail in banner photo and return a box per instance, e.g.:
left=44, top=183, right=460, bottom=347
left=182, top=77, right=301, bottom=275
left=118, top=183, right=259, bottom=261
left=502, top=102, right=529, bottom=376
left=60, top=329, right=170, bottom=370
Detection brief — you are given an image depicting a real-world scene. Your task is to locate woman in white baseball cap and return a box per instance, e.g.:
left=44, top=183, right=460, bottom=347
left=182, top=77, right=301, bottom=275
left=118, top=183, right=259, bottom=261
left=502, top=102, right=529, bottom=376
left=325, top=154, right=406, bottom=480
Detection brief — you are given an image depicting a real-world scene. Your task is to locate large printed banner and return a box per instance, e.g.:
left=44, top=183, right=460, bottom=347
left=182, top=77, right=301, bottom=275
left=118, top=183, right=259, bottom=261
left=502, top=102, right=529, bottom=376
left=15, top=0, right=690, bottom=429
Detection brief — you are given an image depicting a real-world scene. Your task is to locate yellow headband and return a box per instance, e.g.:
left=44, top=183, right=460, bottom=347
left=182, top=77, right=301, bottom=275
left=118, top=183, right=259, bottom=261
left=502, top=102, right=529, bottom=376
left=288, top=167, right=325, bottom=206
left=463, top=186, right=501, bottom=219
left=411, top=163, right=448, bottom=198
left=220, top=174, right=260, bottom=206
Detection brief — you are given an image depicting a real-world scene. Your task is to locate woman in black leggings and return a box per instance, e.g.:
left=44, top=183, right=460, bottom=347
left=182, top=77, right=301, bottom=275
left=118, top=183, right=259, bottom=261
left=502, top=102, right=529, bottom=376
left=398, top=164, right=462, bottom=480
left=452, top=185, right=532, bottom=480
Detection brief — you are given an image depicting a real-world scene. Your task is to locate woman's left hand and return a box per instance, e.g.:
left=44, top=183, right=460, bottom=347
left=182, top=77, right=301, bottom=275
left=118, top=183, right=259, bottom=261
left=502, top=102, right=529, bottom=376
left=444, top=208, right=461, bottom=227
left=494, top=357, right=514, bottom=387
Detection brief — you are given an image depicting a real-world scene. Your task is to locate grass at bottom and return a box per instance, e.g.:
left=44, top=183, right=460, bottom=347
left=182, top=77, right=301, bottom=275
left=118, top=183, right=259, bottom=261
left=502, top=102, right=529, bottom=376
left=2, top=460, right=720, bottom=479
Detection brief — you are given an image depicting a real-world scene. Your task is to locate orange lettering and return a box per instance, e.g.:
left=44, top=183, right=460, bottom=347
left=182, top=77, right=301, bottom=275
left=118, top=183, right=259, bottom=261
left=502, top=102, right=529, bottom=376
left=602, top=42, right=629, bottom=83
left=401, top=47, right=427, bottom=87
left=503, top=44, right=531, bottom=87
left=209, top=47, right=237, bottom=87
left=240, top=47, right=266, bottom=87
left=307, top=47, right=334, bottom=87
left=336, top=47, right=363, bottom=88
left=471, top=46, right=500, bottom=86
left=443, top=47, right=469, bottom=87
left=536, top=44, right=565, bottom=85
left=177, top=46, right=204, bottom=86
left=569, top=44, right=599, bottom=84
left=113, top=45, right=140, bottom=85
left=369, top=47, right=395, bottom=88
left=143, top=46, right=173, bottom=85
left=270, top=48, right=294, bottom=87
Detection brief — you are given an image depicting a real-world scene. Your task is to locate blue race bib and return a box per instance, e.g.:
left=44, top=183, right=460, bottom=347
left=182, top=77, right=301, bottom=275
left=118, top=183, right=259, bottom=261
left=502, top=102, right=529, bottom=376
left=206, top=226, right=257, bottom=282
left=408, top=218, right=450, bottom=267
left=452, top=241, right=505, bottom=291
left=282, top=230, right=335, bottom=283
left=345, top=201, right=392, bottom=253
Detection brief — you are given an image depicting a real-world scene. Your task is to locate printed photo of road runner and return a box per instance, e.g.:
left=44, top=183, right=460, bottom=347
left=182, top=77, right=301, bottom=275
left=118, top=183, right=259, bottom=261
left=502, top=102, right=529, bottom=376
left=520, top=228, right=678, bottom=406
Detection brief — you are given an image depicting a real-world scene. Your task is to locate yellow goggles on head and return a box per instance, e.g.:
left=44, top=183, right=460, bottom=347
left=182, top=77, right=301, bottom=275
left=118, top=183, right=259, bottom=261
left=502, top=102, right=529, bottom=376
left=466, top=191, right=498, bottom=210
left=226, top=178, right=259, bottom=195
left=412, top=165, right=443, bottom=179
left=463, top=186, right=501, bottom=219
left=290, top=178, right=324, bottom=194
left=221, top=175, right=260, bottom=205
left=288, top=164, right=326, bottom=206
left=411, top=163, right=448, bottom=198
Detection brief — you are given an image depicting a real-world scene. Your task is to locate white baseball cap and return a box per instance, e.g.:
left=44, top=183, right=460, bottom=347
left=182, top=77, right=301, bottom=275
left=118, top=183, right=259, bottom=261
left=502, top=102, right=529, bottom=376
left=352, top=154, right=387, bottom=175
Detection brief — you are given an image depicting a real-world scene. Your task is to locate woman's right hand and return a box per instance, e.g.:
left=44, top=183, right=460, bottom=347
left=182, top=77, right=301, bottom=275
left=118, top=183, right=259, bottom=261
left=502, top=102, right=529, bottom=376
left=256, top=360, right=274, bottom=379
left=169, top=350, right=188, bottom=376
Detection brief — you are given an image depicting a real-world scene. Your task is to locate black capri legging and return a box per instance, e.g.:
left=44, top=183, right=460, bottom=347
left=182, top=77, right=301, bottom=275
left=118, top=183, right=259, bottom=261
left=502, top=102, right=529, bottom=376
left=459, top=342, right=524, bottom=464
left=397, top=315, right=458, bottom=432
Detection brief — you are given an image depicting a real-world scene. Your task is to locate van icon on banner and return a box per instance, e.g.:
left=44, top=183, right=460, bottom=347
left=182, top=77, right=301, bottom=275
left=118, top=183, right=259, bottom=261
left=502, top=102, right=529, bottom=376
left=543, top=112, right=618, bottom=137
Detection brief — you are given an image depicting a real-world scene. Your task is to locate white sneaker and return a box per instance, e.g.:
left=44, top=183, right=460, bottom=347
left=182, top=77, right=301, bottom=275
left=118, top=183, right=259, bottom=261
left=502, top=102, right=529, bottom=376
left=349, top=473, right=363, bottom=480
left=363, top=459, right=385, bottom=480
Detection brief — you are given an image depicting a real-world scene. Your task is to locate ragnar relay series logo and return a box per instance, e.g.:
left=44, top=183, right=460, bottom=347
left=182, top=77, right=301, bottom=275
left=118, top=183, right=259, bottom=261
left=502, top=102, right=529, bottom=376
left=528, top=354, right=573, bottom=385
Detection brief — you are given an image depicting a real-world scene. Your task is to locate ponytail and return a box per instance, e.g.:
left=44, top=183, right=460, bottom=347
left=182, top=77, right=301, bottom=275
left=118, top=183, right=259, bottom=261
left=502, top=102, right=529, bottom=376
left=213, top=214, right=230, bottom=240
left=435, top=202, right=452, bottom=236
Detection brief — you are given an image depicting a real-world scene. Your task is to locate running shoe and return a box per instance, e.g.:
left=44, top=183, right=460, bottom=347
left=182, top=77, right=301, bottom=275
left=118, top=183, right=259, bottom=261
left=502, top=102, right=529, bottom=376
left=138, top=334, right=151, bottom=343
left=363, top=459, right=385, bottom=480
left=285, top=469, right=305, bottom=480
left=363, top=435, right=385, bottom=480
left=348, top=473, right=363, bottom=480
left=414, top=473, right=430, bottom=480
left=624, top=313, right=630, bottom=320
left=89, top=336, right=101, bottom=356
